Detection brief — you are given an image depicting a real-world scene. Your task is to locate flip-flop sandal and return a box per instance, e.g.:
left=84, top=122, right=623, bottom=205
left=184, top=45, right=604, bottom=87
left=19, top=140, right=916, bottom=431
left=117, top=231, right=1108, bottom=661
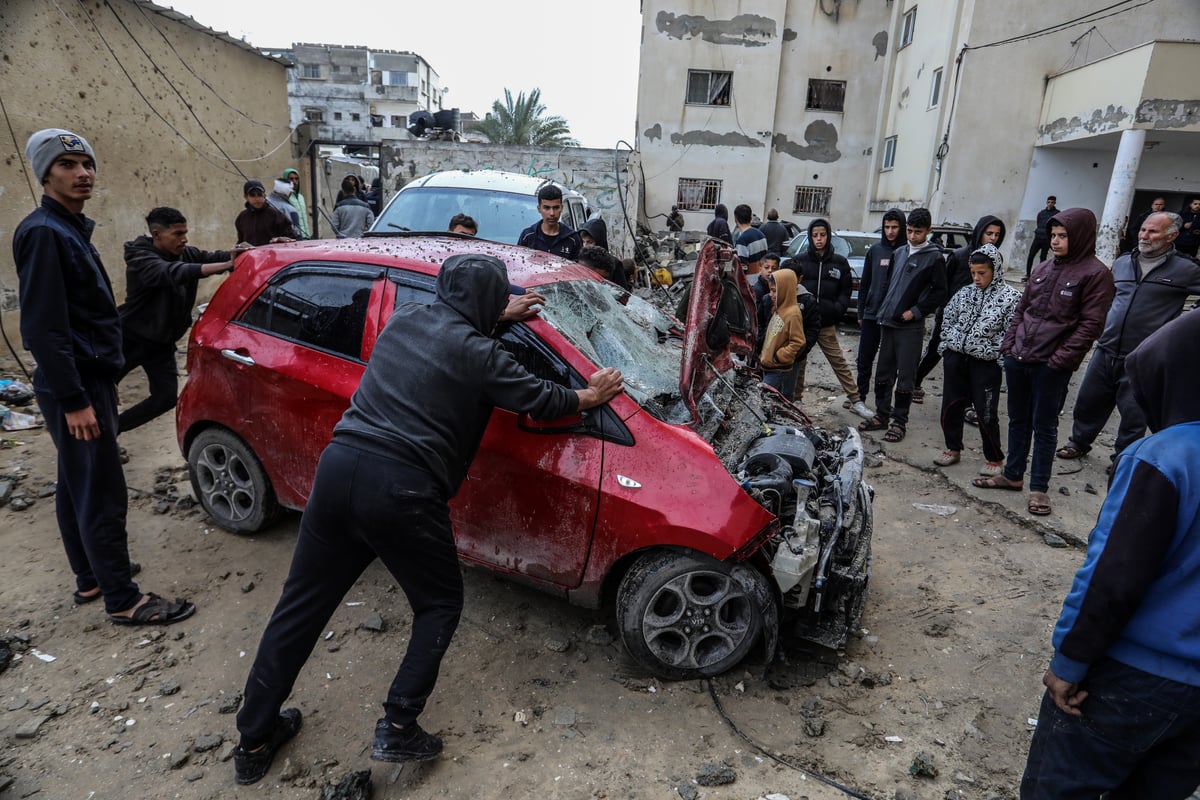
left=858, top=416, right=888, bottom=432
left=73, top=561, right=141, bottom=604
left=1056, top=445, right=1086, bottom=459
left=110, top=593, right=196, bottom=626
left=883, top=424, right=906, bottom=443
left=972, top=476, right=1023, bottom=491
left=911, top=388, right=925, bottom=404
left=1028, top=492, right=1052, bottom=516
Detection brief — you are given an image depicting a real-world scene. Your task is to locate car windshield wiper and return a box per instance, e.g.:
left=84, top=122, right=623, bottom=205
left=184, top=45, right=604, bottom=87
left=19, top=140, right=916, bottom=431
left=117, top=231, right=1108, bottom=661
left=386, top=223, right=410, bottom=231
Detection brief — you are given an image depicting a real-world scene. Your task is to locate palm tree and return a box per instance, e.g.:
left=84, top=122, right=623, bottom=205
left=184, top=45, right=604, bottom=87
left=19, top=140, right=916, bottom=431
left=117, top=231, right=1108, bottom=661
left=475, top=88, right=578, bottom=147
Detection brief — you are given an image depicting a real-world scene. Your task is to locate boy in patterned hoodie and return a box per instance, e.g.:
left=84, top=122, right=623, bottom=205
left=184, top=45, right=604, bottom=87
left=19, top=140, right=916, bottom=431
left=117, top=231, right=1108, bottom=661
left=933, top=244, right=1021, bottom=475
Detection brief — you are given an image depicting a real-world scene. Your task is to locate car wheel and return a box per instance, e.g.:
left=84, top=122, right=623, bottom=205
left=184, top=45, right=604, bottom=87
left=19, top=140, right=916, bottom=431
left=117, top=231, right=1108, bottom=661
left=617, top=551, right=764, bottom=680
left=187, top=427, right=280, bottom=533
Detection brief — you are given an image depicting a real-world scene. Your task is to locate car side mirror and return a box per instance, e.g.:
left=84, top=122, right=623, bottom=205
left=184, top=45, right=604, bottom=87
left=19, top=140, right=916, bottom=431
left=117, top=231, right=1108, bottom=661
left=517, top=411, right=586, bottom=434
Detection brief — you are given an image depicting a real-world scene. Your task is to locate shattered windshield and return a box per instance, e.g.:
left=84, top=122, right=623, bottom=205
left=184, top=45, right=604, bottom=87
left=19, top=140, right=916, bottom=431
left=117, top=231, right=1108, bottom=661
left=537, top=281, right=691, bottom=419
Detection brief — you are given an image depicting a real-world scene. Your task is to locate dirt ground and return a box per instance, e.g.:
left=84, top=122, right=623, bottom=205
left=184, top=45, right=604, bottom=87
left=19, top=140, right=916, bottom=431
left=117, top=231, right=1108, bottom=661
left=0, top=323, right=1117, bottom=800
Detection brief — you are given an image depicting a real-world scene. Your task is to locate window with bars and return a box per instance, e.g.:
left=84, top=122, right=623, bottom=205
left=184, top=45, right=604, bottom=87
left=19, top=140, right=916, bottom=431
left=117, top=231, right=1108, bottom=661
left=882, top=136, right=898, bottom=170
left=303, top=106, right=325, bottom=122
left=900, top=7, right=917, bottom=48
left=793, top=186, right=832, bottom=216
left=301, top=63, right=322, bottom=79
left=677, top=178, right=722, bottom=211
left=806, top=79, right=846, bottom=112
left=685, top=70, right=732, bottom=106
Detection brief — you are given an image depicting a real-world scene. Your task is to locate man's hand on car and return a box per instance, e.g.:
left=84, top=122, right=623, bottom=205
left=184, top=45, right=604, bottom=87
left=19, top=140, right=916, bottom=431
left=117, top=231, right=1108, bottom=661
left=500, top=290, right=546, bottom=323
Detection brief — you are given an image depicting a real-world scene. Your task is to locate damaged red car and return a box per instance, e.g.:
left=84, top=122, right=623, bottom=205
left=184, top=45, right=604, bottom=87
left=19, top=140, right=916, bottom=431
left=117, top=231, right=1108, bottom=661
left=176, top=236, right=873, bottom=679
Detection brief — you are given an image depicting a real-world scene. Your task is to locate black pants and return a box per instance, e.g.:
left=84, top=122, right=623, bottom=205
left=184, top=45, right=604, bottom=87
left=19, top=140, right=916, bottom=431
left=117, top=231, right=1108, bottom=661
left=34, top=371, right=140, bottom=613
left=1067, top=350, right=1146, bottom=461
left=914, top=307, right=945, bottom=388
left=117, top=334, right=178, bottom=433
left=873, top=324, right=924, bottom=426
left=856, top=319, right=882, bottom=402
left=940, top=351, right=1005, bottom=462
left=237, top=441, right=464, bottom=746
left=1026, top=236, right=1049, bottom=276
left=1003, top=358, right=1072, bottom=494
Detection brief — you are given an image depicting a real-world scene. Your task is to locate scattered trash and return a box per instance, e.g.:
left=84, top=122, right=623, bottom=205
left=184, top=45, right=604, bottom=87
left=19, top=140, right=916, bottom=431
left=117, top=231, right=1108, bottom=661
left=319, top=769, right=372, bottom=800
left=1027, top=717, right=1038, bottom=726
left=1, top=410, right=40, bottom=431
left=909, top=750, right=938, bottom=778
left=514, top=710, right=529, bottom=726
left=345, top=602, right=365, bottom=607
left=884, top=735, right=904, bottom=743
left=29, top=649, right=56, bottom=663
left=0, top=380, right=34, bottom=406
left=912, top=503, right=957, bottom=516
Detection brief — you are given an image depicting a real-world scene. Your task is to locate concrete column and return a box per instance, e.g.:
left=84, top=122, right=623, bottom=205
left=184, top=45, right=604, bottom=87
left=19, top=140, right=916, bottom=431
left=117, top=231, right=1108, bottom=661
left=1097, top=128, right=1146, bottom=265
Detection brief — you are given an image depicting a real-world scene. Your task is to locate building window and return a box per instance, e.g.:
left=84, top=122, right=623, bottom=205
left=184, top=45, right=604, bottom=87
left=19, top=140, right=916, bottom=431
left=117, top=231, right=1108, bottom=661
left=332, top=65, right=341, bottom=74
left=685, top=70, right=732, bottom=106
left=793, top=186, right=832, bottom=216
left=929, top=68, right=943, bottom=108
left=881, top=136, right=898, bottom=170
left=391, top=115, right=405, bottom=127
left=900, top=7, right=917, bottom=49
left=303, top=106, right=324, bottom=122
left=351, top=113, right=361, bottom=122
left=301, top=63, right=321, bottom=79
left=370, top=114, right=383, bottom=127
left=677, top=178, right=722, bottom=211
left=806, top=79, right=846, bottom=112
left=333, top=112, right=343, bottom=121
left=350, top=65, right=359, bottom=74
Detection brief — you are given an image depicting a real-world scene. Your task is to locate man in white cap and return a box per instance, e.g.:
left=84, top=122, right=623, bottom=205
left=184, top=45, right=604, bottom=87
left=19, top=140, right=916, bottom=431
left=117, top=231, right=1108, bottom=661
left=12, top=128, right=195, bottom=626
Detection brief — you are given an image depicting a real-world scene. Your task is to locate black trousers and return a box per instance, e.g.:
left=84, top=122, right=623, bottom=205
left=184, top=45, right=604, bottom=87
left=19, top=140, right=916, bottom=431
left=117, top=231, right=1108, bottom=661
left=914, top=307, right=945, bottom=387
left=117, top=334, right=178, bottom=433
left=940, top=351, right=1005, bottom=462
left=1026, top=236, right=1049, bottom=276
left=1067, top=350, right=1146, bottom=461
left=34, top=371, right=141, bottom=613
left=237, top=440, right=464, bottom=746
left=874, top=324, right=924, bottom=426
left=856, top=319, right=882, bottom=402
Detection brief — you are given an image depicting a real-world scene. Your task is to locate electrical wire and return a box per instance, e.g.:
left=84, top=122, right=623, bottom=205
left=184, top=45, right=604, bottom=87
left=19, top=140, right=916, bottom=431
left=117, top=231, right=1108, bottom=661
left=130, top=1, right=290, bottom=129
left=705, top=679, right=875, bottom=800
left=101, top=0, right=247, bottom=179
left=70, top=0, right=245, bottom=177
left=0, top=90, right=38, bottom=380
left=964, top=0, right=1155, bottom=51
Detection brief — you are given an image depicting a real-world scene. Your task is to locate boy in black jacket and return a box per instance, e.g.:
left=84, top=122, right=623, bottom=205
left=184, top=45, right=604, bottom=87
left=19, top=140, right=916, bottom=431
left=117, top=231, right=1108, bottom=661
left=863, top=208, right=946, bottom=441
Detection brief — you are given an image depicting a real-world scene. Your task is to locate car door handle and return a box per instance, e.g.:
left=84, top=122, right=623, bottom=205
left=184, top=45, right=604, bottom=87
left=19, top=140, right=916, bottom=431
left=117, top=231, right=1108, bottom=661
left=220, top=349, right=255, bottom=367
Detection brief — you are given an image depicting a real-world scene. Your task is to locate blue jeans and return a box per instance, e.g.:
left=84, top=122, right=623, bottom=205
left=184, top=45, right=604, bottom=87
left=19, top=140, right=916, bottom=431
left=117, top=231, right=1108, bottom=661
left=1003, top=358, right=1071, bottom=493
left=764, top=362, right=801, bottom=401
left=1021, top=658, right=1200, bottom=799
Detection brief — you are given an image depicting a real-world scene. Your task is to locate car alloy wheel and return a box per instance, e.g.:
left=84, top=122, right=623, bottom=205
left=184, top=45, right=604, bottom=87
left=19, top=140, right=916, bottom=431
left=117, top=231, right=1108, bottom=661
left=186, top=427, right=279, bottom=533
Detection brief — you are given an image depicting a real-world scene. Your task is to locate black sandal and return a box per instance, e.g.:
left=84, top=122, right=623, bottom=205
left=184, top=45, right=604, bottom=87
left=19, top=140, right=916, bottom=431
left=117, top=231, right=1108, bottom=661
left=883, top=423, right=906, bottom=442
left=858, top=416, right=888, bottom=432
left=110, top=593, right=196, bottom=626
left=73, top=561, right=140, bottom=604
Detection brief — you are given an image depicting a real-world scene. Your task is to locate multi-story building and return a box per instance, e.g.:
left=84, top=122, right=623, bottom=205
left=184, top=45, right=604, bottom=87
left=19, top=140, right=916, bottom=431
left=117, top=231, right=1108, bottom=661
left=278, top=43, right=446, bottom=143
left=637, top=1, right=1200, bottom=263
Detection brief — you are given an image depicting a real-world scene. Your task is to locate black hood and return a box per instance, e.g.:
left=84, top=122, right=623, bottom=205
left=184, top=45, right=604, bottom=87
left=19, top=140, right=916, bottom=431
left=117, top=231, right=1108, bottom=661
left=1047, top=207, right=1098, bottom=266
left=436, top=254, right=513, bottom=335
left=806, top=218, right=832, bottom=256
left=881, top=208, right=907, bottom=246
left=1126, top=310, right=1200, bottom=433
left=713, top=204, right=728, bottom=220
left=971, top=215, right=1006, bottom=248
left=580, top=217, right=609, bottom=251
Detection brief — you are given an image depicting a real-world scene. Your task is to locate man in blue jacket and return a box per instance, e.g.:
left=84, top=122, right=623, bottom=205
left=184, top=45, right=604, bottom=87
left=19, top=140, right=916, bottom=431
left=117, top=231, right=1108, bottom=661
left=1020, top=308, right=1200, bottom=799
left=14, top=129, right=194, bottom=625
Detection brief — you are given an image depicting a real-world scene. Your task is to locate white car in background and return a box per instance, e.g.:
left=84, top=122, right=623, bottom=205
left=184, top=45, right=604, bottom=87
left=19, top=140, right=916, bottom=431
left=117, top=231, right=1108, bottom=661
left=782, top=230, right=877, bottom=320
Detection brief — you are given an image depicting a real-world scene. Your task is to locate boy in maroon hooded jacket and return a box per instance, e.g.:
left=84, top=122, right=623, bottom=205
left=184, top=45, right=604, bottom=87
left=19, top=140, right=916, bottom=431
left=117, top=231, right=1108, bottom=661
left=974, top=208, right=1114, bottom=517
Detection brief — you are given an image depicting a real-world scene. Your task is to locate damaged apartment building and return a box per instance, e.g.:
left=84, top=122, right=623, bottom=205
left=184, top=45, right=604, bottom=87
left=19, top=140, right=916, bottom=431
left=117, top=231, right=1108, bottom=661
left=636, top=0, right=1200, bottom=263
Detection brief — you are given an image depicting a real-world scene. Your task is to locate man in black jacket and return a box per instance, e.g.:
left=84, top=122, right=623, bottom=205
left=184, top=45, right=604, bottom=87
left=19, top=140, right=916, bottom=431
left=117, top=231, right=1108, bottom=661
left=1026, top=196, right=1057, bottom=279
left=913, top=214, right=1005, bottom=402
left=118, top=207, right=239, bottom=433
left=759, top=208, right=789, bottom=256
left=793, top=218, right=874, bottom=418
left=233, top=254, right=623, bottom=785
left=856, top=209, right=906, bottom=405
left=14, top=128, right=194, bottom=625
left=864, top=208, right=947, bottom=441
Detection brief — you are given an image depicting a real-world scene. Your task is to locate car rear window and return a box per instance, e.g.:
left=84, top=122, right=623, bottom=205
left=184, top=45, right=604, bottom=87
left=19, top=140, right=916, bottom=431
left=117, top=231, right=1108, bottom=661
left=238, top=269, right=375, bottom=360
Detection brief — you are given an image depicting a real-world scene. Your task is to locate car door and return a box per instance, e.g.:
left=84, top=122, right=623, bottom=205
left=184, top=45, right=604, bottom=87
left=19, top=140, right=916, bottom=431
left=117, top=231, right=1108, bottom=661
left=230, top=263, right=384, bottom=503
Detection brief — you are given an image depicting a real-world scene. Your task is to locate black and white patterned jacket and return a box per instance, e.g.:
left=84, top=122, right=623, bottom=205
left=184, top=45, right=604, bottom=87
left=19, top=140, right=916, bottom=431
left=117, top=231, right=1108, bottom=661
left=939, top=244, right=1021, bottom=362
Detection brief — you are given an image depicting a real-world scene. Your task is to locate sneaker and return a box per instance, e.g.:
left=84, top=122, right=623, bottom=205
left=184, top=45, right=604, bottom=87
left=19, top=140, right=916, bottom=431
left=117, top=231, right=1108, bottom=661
left=964, top=408, right=979, bottom=426
left=371, top=719, right=443, bottom=763
left=850, top=401, right=875, bottom=420
left=933, top=450, right=960, bottom=467
left=234, top=708, right=303, bottom=785
left=979, top=461, right=1003, bottom=477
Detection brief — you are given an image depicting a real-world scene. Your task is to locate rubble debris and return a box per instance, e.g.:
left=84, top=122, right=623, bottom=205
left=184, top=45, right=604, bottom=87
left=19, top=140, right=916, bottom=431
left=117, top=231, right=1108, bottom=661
left=360, top=612, right=384, bottom=632
left=909, top=751, right=939, bottom=778
left=320, top=769, right=372, bottom=800
left=695, top=763, right=736, bottom=786
left=218, top=691, right=242, bottom=714
left=14, top=715, right=49, bottom=738
left=193, top=734, right=223, bottom=752
left=1042, top=533, right=1069, bottom=548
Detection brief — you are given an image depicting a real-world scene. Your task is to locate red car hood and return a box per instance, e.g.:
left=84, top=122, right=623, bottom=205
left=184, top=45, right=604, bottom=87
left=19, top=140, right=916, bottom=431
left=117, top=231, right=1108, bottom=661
left=679, top=240, right=759, bottom=423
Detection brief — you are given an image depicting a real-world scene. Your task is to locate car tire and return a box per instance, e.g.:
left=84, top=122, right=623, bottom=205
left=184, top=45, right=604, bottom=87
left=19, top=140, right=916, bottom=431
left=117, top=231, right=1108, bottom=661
left=187, top=427, right=280, bottom=533
left=616, top=550, right=764, bottom=680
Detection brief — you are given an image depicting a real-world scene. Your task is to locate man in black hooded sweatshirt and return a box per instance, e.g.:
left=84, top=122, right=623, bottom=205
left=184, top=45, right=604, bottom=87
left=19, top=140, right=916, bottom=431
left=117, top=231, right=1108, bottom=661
left=232, top=255, right=623, bottom=785
left=913, top=214, right=1006, bottom=403
left=856, top=208, right=906, bottom=405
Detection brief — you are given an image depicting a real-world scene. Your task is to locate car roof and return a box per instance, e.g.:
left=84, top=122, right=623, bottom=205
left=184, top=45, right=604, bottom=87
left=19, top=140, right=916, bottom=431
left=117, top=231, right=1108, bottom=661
left=241, top=233, right=599, bottom=289
left=833, top=230, right=876, bottom=238
left=402, top=169, right=584, bottom=199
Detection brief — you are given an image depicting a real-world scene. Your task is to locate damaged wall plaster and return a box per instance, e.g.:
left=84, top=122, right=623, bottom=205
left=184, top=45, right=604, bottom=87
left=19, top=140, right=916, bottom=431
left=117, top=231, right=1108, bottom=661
left=655, top=11, right=777, bottom=46
left=644, top=123, right=663, bottom=141
left=872, top=31, right=888, bottom=59
left=1038, top=105, right=1131, bottom=141
left=669, top=130, right=765, bottom=148
left=772, top=121, right=842, bottom=162
left=1136, top=98, right=1200, bottom=130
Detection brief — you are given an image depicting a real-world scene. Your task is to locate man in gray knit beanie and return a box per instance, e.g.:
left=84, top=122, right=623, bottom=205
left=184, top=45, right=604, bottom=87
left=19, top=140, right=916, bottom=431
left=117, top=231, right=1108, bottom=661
left=25, top=128, right=96, bottom=182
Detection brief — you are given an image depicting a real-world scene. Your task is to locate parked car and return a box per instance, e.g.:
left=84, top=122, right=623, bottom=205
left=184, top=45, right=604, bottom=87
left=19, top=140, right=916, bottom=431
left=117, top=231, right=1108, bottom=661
left=370, top=169, right=589, bottom=244
left=930, top=223, right=973, bottom=252
left=782, top=231, right=877, bottom=319
left=176, top=236, right=873, bottom=679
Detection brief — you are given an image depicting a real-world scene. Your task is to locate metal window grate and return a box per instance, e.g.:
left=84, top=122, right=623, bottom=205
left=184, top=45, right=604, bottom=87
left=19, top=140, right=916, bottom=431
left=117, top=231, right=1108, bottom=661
left=793, top=186, right=832, bottom=216
left=677, top=178, right=722, bottom=211
left=806, top=79, right=846, bottom=112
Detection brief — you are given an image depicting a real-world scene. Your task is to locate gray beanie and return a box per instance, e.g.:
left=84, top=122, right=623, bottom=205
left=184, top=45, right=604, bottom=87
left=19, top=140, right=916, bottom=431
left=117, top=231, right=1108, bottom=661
left=25, top=128, right=96, bottom=182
